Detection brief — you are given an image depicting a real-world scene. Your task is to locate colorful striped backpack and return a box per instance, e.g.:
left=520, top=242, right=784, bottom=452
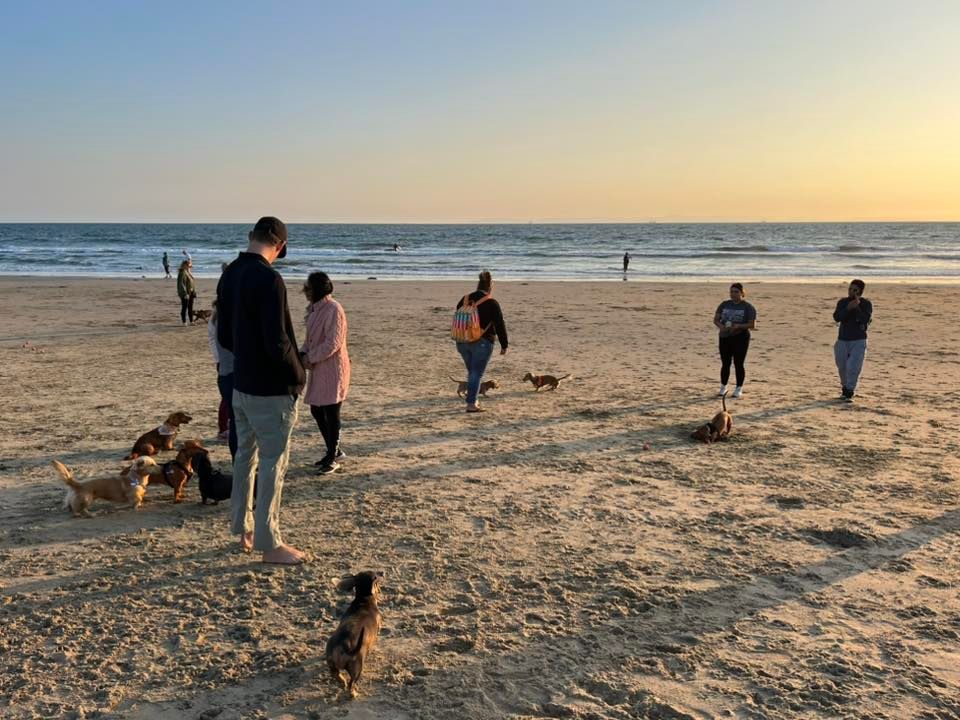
left=451, top=294, right=492, bottom=343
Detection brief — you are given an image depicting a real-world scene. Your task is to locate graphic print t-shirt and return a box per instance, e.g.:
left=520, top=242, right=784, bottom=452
left=716, top=300, right=757, bottom=337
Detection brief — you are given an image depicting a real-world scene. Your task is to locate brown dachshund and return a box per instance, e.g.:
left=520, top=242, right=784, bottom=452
left=52, top=457, right=157, bottom=517
left=326, top=571, right=384, bottom=699
left=691, top=394, right=733, bottom=444
left=449, top=376, right=499, bottom=398
left=146, top=439, right=207, bottom=502
left=126, top=412, right=192, bottom=459
left=522, top=372, right=571, bottom=391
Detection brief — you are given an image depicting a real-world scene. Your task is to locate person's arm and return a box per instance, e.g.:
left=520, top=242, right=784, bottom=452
left=492, top=302, right=508, bottom=352
left=737, top=305, right=757, bottom=332
left=832, top=299, right=848, bottom=322
left=207, top=319, right=219, bottom=364
left=257, top=275, right=297, bottom=365
left=216, top=277, right=233, bottom=351
left=713, top=304, right=725, bottom=330
left=858, top=299, right=872, bottom=326
left=306, top=304, right=347, bottom=364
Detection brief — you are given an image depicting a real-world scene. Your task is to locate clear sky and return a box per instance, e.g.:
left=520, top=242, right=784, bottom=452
left=1, top=1, right=958, bottom=222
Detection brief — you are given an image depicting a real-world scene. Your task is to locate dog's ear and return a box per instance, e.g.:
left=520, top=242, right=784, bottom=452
left=336, top=575, right=357, bottom=593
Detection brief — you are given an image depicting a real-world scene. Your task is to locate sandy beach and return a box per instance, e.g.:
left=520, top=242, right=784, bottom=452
left=1, top=276, right=959, bottom=720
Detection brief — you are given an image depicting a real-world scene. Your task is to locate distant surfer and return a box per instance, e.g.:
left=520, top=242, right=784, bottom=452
left=392, top=243, right=401, bottom=252
left=622, top=251, right=630, bottom=273
left=162, top=252, right=171, bottom=279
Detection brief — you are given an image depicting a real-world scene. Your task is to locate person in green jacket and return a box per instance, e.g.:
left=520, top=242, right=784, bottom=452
left=177, top=259, right=197, bottom=325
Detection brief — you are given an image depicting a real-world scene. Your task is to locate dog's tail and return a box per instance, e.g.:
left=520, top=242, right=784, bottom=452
left=721, top=393, right=727, bottom=413
left=52, top=460, right=82, bottom=491
left=448, top=375, right=464, bottom=384
left=557, top=374, right=572, bottom=382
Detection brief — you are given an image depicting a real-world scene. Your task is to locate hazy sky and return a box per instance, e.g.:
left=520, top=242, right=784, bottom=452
left=1, top=1, right=958, bottom=222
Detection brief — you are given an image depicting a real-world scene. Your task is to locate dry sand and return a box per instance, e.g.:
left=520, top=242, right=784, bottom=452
left=0, top=276, right=959, bottom=720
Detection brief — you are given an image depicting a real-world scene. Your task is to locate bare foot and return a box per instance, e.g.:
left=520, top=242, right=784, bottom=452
left=240, top=532, right=253, bottom=552
left=261, top=544, right=306, bottom=565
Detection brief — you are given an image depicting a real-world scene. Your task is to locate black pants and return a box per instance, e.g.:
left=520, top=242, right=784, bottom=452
left=719, top=332, right=750, bottom=386
left=180, top=295, right=195, bottom=323
left=310, top=403, right=342, bottom=460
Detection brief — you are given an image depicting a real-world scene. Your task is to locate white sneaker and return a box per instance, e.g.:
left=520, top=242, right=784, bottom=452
left=718, top=385, right=728, bottom=396
left=732, top=386, right=743, bottom=399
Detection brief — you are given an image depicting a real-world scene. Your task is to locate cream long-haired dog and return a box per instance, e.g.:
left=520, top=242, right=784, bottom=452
left=52, top=457, right=157, bottom=517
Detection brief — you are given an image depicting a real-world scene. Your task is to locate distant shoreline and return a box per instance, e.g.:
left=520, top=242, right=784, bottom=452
left=3, top=274, right=960, bottom=286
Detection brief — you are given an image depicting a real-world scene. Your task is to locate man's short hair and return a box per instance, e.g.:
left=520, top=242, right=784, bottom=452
left=851, top=279, right=865, bottom=292
left=251, top=216, right=287, bottom=246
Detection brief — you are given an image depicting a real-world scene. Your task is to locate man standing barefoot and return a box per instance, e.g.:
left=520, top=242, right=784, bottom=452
left=217, top=217, right=307, bottom=564
left=833, top=278, right=872, bottom=403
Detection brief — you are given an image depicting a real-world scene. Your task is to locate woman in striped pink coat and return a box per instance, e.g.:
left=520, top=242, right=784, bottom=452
left=300, top=272, right=351, bottom=474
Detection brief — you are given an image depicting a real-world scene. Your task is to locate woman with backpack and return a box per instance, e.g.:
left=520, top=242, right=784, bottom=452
left=452, top=270, right=508, bottom=413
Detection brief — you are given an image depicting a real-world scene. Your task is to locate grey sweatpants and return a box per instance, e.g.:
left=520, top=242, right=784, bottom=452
left=834, top=339, right=867, bottom=392
left=231, top=391, right=299, bottom=551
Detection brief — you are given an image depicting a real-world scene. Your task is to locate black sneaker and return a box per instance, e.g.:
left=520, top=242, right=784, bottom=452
left=314, top=448, right=345, bottom=467
left=316, top=461, right=340, bottom=475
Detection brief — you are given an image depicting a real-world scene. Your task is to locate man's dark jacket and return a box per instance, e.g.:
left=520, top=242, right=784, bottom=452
left=217, top=252, right=305, bottom=396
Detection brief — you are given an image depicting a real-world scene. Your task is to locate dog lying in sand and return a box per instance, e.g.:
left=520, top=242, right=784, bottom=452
left=522, top=372, right=571, bottom=391
left=52, top=457, right=157, bottom=517
left=691, top=394, right=733, bottom=444
left=146, top=439, right=207, bottom=502
left=126, top=411, right=192, bottom=459
left=192, top=309, right=212, bottom=322
left=326, top=571, right=384, bottom=699
left=449, top=376, right=499, bottom=398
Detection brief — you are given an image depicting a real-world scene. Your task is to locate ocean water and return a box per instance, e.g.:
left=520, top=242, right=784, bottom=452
left=0, top=223, right=958, bottom=281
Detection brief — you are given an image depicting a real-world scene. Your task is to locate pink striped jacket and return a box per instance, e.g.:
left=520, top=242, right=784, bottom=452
left=301, top=297, right=351, bottom=407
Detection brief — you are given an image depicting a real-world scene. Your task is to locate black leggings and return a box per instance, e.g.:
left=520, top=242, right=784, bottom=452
left=310, top=403, right=342, bottom=459
left=180, top=295, right=195, bottom=323
left=719, top=332, right=750, bottom=386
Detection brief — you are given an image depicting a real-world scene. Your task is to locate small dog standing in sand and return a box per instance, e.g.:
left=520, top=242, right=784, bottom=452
left=522, top=372, right=571, bottom=391
left=53, top=457, right=157, bottom=517
left=146, top=439, right=207, bottom=502
left=449, top=376, right=499, bottom=399
left=326, top=571, right=384, bottom=699
left=126, top=411, right=193, bottom=459
left=691, top=394, right=733, bottom=444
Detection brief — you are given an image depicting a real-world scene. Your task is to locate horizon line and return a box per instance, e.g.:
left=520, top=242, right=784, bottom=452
left=2, top=218, right=959, bottom=225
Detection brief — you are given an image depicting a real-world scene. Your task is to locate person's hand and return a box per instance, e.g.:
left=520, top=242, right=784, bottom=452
left=848, top=295, right=860, bottom=309
left=500, top=347, right=508, bottom=355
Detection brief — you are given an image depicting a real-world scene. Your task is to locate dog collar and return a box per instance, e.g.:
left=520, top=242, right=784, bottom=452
left=127, top=468, right=144, bottom=487
left=157, top=423, right=177, bottom=436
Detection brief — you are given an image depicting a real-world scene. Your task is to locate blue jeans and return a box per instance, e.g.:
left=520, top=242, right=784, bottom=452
left=217, top=373, right=238, bottom=460
left=456, top=339, right=494, bottom=405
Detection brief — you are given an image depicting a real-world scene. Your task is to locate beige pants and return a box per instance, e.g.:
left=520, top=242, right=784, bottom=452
left=231, top=391, right=299, bottom=551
